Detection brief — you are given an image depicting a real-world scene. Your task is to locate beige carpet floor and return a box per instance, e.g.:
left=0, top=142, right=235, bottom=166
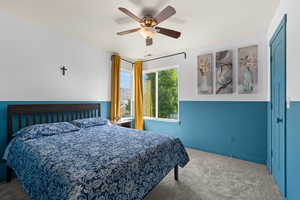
left=0, top=148, right=281, bottom=200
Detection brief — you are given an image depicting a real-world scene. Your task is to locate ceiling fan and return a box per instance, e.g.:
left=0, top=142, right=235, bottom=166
left=117, top=6, right=181, bottom=46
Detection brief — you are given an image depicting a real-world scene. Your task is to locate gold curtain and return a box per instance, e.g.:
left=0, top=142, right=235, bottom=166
left=110, top=55, right=121, bottom=121
left=134, top=61, right=144, bottom=130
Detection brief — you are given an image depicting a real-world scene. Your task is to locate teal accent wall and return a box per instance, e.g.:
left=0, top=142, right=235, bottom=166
left=0, top=101, right=110, bottom=182
left=145, top=101, right=267, bottom=164
left=0, top=101, right=269, bottom=183
left=286, top=102, right=300, bottom=200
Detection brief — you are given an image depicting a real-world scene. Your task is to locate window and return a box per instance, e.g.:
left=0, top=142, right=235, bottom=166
left=143, top=68, right=179, bottom=120
left=120, top=70, right=133, bottom=118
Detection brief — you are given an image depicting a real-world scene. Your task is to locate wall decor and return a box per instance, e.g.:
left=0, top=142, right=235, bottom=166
left=238, top=45, right=258, bottom=94
left=60, top=66, right=68, bottom=76
left=197, top=53, right=213, bottom=94
left=216, top=50, right=233, bottom=94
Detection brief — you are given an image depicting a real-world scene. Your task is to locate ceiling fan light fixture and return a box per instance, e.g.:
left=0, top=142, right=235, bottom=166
left=139, top=27, right=156, bottom=39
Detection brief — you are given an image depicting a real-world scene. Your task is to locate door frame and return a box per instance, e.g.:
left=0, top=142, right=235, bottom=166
left=269, top=14, right=287, bottom=197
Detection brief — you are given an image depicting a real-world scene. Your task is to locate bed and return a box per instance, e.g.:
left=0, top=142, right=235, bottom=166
left=3, top=104, right=189, bottom=200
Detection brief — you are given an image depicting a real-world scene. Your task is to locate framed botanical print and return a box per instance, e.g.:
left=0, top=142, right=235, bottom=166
left=238, top=45, right=258, bottom=94
left=198, top=53, right=213, bottom=94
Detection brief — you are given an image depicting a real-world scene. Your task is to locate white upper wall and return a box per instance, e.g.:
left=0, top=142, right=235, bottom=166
left=0, top=11, right=111, bottom=101
left=268, top=0, right=300, bottom=101
left=143, top=35, right=268, bottom=101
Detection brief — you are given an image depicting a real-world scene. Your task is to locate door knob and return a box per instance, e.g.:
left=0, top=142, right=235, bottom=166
left=277, top=118, right=283, bottom=123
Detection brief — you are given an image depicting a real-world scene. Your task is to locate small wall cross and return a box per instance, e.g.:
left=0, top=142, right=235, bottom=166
left=60, top=66, right=68, bottom=76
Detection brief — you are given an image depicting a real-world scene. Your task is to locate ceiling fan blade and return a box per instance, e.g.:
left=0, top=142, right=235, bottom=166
left=117, top=28, right=141, bottom=35
left=154, top=6, right=176, bottom=24
left=155, top=27, right=181, bottom=39
left=118, top=7, right=143, bottom=23
left=146, top=38, right=153, bottom=46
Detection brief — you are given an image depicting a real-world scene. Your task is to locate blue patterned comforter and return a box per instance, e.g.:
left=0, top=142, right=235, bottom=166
left=4, top=124, right=189, bottom=200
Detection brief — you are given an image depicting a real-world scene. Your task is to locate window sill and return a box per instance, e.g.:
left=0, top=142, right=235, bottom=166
left=144, top=117, right=180, bottom=123
left=120, top=117, right=133, bottom=122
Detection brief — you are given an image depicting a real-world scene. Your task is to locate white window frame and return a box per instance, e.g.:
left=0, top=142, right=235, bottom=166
left=120, top=68, right=134, bottom=120
left=143, top=65, right=180, bottom=122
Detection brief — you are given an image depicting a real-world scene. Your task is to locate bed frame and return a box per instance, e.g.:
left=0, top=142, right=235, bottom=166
left=6, top=103, right=179, bottom=183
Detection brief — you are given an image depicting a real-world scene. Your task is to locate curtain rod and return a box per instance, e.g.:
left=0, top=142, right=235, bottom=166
left=143, top=52, right=187, bottom=63
left=111, top=55, right=134, bottom=65
left=121, top=58, right=134, bottom=65
left=115, top=51, right=187, bottom=66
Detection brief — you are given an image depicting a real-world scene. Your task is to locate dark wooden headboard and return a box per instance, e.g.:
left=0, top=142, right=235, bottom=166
left=7, top=104, right=101, bottom=144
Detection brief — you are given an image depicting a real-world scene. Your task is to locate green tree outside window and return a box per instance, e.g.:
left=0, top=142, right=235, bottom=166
left=143, top=68, right=178, bottom=120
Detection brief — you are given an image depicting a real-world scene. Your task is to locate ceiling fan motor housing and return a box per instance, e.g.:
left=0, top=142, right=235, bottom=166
left=142, top=17, right=157, bottom=27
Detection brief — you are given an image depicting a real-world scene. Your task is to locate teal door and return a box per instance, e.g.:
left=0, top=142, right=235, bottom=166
left=270, top=15, right=286, bottom=197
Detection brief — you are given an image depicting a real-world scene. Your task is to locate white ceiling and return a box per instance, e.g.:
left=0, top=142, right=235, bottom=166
left=0, top=0, right=279, bottom=60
